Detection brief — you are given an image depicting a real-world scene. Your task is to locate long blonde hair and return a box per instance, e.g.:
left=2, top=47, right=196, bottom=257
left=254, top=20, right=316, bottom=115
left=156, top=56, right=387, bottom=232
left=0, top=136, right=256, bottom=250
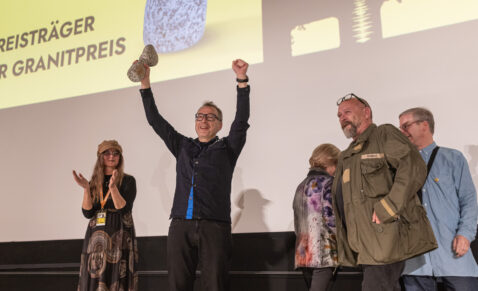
left=89, top=141, right=125, bottom=202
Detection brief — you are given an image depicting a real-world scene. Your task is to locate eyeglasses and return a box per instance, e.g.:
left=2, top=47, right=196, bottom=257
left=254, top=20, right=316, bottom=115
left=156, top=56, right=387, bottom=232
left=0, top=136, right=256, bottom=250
left=337, top=93, right=369, bottom=107
left=399, top=120, right=423, bottom=131
left=102, top=150, right=120, bottom=157
left=195, top=113, right=221, bottom=122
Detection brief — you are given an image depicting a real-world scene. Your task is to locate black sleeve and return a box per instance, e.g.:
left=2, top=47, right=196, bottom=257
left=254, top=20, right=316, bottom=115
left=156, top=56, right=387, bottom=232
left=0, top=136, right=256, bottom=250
left=81, top=175, right=137, bottom=217
left=140, top=88, right=185, bottom=158
left=82, top=202, right=100, bottom=219
left=117, top=175, right=137, bottom=214
left=227, top=85, right=250, bottom=156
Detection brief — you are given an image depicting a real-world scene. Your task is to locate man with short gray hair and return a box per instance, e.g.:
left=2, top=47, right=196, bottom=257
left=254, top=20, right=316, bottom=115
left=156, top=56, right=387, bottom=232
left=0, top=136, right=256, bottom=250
left=399, top=107, right=478, bottom=291
left=138, top=59, right=251, bottom=291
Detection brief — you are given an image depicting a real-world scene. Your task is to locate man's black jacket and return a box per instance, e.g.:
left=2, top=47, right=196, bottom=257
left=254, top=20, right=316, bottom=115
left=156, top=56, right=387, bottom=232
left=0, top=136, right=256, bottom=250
left=140, top=86, right=250, bottom=223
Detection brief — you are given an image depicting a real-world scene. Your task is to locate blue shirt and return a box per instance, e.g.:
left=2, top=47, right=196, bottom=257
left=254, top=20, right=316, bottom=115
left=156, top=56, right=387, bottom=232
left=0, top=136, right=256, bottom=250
left=403, top=142, right=478, bottom=277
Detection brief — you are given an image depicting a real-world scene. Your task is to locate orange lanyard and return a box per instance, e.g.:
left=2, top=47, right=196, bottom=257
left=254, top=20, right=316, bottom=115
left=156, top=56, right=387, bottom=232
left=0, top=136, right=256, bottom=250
left=99, top=188, right=112, bottom=209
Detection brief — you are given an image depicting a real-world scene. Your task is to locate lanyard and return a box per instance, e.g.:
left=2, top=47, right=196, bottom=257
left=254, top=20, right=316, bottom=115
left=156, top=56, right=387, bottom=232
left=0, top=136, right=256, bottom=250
left=99, top=188, right=112, bottom=209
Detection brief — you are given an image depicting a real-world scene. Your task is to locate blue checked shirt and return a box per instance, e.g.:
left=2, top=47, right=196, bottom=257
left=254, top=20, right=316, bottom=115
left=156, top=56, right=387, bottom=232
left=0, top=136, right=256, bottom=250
left=403, top=142, right=478, bottom=277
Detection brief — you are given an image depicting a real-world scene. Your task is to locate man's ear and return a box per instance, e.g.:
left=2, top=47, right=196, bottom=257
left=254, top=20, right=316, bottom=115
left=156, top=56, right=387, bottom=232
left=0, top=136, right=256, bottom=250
left=422, top=120, right=432, bottom=134
left=364, top=106, right=372, bottom=120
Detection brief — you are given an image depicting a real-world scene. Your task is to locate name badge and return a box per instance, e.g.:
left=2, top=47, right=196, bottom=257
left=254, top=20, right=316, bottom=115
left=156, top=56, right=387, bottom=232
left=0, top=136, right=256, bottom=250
left=361, top=153, right=385, bottom=159
left=343, top=168, right=350, bottom=183
left=96, top=210, right=106, bottom=226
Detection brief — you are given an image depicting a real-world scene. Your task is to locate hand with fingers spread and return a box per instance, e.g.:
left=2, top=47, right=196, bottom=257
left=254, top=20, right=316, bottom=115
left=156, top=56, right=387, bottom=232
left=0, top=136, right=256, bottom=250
left=73, top=170, right=93, bottom=210
left=73, top=170, right=89, bottom=189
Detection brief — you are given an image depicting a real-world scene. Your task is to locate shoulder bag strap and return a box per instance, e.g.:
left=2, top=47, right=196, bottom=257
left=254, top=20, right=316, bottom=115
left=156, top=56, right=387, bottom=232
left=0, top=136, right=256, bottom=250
left=417, top=146, right=440, bottom=203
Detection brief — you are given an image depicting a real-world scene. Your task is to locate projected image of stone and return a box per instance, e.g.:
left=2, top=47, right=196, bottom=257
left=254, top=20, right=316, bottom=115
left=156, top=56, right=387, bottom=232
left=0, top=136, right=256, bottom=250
left=143, top=0, right=207, bottom=53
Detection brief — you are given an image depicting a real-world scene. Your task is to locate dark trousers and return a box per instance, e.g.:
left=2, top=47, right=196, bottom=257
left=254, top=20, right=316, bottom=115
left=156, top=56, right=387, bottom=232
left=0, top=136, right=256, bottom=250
left=167, top=219, right=232, bottom=291
left=403, top=275, right=478, bottom=291
left=301, top=267, right=335, bottom=291
left=361, top=260, right=405, bottom=291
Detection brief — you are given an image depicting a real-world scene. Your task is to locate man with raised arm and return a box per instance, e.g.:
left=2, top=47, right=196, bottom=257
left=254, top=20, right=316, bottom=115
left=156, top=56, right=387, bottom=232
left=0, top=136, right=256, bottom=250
left=138, top=59, right=250, bottom=291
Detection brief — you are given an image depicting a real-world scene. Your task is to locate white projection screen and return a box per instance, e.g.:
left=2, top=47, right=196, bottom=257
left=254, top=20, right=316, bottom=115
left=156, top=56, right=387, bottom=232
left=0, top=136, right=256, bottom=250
left=1, top=0, right=478, bottom=242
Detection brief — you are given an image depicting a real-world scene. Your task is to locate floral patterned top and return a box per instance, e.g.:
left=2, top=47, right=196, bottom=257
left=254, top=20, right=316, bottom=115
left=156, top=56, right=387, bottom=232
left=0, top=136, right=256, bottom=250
left=293, top=167, right=338, bottom=269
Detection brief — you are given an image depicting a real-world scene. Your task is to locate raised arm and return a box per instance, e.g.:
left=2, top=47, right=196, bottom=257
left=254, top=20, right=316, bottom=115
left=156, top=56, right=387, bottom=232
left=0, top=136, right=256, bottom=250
left=228, top=59, right=251, bottom=156
left=233, top=59, right=249, bottom=88
left=138, top=62, right=185, bottom=157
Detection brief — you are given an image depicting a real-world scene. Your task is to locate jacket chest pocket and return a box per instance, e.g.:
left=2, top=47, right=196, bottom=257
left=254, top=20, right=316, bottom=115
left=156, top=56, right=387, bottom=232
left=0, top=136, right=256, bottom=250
left=360, top=158, right=393, bottom=197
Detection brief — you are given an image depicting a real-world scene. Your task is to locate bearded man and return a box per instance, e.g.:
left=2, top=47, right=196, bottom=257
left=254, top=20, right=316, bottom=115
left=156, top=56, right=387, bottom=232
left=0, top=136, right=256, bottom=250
left=331, top=94, right=437, bottom=291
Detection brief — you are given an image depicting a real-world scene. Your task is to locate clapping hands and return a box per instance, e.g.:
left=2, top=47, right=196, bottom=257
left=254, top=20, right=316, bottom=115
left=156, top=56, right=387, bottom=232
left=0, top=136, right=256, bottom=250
left=109, top=170, right=118, bottom=189
left=73, top=170, right=89, bottom=189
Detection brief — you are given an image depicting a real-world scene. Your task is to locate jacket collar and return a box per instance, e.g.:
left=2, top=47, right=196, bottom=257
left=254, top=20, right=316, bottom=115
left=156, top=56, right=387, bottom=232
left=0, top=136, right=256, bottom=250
left=342, top=123, right=377, bottom=158
left=419, top=141, right=437, bottom=159
left=307, top=167, right=329, bottom=177
left=192, top=136, right=219, bottom=148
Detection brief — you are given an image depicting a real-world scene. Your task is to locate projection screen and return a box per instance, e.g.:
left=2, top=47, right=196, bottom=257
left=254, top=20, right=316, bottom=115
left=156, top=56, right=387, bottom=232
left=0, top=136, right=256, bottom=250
left=1, top=0, right=477, bottom=242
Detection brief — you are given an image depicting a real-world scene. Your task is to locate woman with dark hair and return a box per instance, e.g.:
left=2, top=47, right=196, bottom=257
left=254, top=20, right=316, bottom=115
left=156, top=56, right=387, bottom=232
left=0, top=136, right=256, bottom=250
left=293, top=143, right=340, bottom=291
left=73, top=140, right=138, bottom=291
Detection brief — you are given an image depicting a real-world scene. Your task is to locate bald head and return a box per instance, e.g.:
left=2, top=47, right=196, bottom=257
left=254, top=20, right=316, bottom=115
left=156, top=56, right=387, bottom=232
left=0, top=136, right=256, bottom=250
left=337, top=98, right=372, bottom=140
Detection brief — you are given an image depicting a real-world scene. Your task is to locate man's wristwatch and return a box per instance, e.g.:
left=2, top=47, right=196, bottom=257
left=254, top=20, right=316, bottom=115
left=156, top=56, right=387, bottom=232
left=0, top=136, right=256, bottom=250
left=236, top=76, right=248, bottom=83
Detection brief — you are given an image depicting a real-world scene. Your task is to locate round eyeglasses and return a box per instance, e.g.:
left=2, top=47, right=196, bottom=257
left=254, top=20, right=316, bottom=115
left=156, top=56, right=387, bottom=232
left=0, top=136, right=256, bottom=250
left=195, top=113, right=221, bottom=121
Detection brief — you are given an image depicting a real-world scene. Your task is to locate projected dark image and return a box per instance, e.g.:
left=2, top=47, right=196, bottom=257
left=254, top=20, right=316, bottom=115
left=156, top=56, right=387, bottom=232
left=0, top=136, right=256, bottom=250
left=281, top=0, right=478, bottom=57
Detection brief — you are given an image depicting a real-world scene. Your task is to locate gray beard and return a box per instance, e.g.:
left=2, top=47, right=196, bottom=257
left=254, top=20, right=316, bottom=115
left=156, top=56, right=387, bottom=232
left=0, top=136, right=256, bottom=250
left=343, top=124, right=357, bottom=139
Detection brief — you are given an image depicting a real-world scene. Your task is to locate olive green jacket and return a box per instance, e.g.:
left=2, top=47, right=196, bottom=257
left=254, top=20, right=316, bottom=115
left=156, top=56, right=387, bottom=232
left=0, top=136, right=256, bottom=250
left=332, top=123, right=437, bottom=266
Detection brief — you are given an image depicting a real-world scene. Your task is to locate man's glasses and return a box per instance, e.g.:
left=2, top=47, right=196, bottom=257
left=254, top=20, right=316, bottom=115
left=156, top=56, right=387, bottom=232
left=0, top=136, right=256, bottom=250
left=399, top=120, right=423, bottom=131
left=195, top=113, right=221, bottom=122
left=337, top=93, right=369, bottom=107
left=102, top=150, right=120, bottom=157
